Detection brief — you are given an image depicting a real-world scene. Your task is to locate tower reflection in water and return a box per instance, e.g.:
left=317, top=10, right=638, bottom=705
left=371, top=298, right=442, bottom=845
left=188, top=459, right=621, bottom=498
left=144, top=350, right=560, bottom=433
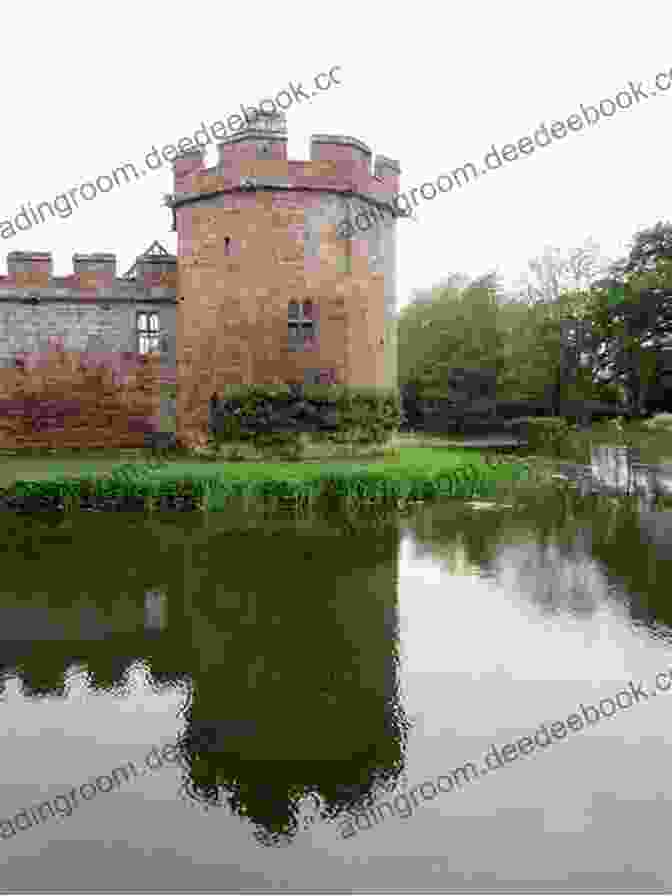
left=0, top=508, right=411, bottom=846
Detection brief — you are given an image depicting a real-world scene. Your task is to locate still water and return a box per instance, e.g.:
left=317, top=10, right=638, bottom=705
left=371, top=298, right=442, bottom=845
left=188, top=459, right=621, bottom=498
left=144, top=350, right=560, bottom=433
left=2, top=446, right=672, bottom=892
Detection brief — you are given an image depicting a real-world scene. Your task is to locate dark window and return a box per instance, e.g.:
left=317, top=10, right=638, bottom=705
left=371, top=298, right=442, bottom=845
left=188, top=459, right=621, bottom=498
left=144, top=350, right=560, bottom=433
left=304, top=368, right=336, bottom=386
left=288, top=301, right=316, bottom=350
left=137, top=311, right=161, bottom=354
left=224, top=237, right=231, bottom=256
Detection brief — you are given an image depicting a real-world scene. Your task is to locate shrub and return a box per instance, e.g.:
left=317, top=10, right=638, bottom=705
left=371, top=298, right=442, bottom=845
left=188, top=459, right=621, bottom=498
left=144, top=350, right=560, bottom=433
left=208, top=384, right=402, bottom=456
left=522, top=417, right=573, bottom=456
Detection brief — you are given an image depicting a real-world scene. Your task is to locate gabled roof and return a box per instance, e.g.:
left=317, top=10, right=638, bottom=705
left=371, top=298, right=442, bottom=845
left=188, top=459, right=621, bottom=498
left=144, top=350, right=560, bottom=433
left=122, top=240, right=172, bottom=279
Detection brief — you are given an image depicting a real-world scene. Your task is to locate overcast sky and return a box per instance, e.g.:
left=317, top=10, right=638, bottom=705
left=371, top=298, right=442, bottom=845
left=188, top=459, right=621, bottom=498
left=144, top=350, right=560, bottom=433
left=2, top=3, right=670, bottom=315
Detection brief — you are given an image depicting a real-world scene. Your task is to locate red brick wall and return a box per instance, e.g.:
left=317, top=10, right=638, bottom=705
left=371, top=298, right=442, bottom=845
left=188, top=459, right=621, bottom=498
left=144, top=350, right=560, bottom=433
left=0, top=345, right=161, bottom=449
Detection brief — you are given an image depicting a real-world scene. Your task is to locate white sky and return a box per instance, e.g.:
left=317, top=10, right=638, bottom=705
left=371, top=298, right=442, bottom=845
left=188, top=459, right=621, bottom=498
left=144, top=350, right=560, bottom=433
left=2, top=2, right=670, bottom=316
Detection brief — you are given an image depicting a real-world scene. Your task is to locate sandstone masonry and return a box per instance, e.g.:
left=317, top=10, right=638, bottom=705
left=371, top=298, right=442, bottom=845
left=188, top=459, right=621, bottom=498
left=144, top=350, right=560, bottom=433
left=0, top=110, right=400, bottom=449
left=166, top=110, right=400, bottom=446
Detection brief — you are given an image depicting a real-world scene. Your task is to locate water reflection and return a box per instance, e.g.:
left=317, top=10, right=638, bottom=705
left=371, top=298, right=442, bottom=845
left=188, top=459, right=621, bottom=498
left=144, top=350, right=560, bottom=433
left=0, top=507, right=411, bottom=845
left=557, top=442, right=672, bottom=505
left=3, top=468, right=672, bottom=854
left=407, top=453, right=672, bottom=636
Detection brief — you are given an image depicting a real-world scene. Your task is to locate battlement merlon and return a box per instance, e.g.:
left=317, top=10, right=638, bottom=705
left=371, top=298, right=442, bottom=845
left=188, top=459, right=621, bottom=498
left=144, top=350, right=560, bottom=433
left=7, top=251, right=53, bottom=276
left=168, top=145, right=402, bottom=214
left=73, top=253, right=117, bottom=276
left=310, top=134, right=372, bottom=171
left=168, top=101, right=401, bottom=197
left=0, top=251, right=177, bottom=299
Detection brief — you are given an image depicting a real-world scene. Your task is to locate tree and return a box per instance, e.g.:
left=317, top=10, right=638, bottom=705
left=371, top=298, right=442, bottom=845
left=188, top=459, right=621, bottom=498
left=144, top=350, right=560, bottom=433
left=587, top=225, right=672, bottom=416
left=608, top=220, right=672, bottom=280
left=400, top=269, right=594, bottom=407
left=509, top=238, right=612, bottom=306
left=398, top=272, right=504, bottom=392
left=399, top=242, right=636, bottom=415
left=407, top=273, right=471, bottom=307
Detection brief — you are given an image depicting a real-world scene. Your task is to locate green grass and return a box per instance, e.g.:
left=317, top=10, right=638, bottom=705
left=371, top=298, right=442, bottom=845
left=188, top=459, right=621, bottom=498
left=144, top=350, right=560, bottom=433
left=0, top=444, right=531, bottom=509
left=0, top=455, right=141, bottom=490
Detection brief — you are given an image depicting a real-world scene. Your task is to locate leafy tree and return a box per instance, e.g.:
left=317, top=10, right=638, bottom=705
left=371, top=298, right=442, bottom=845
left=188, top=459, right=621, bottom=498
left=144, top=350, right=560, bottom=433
left=586, top=226, right=672, bottom=415
left=400, top=269, right=595, bottom=406
left=608, top=220, right=672, bottom=280
left=398, top=272, right=503, bottom=392
left=399, top=233, right=669, bottom=415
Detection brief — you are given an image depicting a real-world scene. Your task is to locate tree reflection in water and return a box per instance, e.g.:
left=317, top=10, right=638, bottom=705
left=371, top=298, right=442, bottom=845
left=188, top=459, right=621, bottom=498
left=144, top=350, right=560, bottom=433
left=406, top=451, right=672, bottom=635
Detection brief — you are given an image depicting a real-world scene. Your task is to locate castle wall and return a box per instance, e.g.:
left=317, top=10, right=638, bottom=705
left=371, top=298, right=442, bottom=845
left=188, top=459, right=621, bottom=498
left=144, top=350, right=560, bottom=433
left=0, top=117, right=400, bottom=452
left=0, top=252, right=177, bottom=382
left=341, top=195, right=399, bottom=389
left=0, top=346, right=161, bottom=450
left=172, top=128, right=400, bottom=446
left=0, top=301, right=176, bottom=373
left=0, top=252, right=176, bottom=448
left=175, top=187, right=391, bottom=443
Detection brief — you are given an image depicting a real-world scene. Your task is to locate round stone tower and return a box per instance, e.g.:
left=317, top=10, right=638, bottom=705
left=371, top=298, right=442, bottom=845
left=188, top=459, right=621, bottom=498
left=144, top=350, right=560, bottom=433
left=167, top=109, right=400, bottom=446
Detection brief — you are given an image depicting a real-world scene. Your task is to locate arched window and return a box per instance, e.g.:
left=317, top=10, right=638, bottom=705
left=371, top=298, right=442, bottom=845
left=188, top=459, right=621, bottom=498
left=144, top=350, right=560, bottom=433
left=288, top=301, right=316, bottom=350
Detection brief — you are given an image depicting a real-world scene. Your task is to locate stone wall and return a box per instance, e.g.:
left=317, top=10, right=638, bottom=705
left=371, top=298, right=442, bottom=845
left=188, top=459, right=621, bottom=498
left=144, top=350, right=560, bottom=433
left=0, top=251, right=177, bottom=378
left=0, top=301, right=176, bottom=372
left=0, top=340, right=161, bottom=449
left=174, top=178, right=393, bottom=448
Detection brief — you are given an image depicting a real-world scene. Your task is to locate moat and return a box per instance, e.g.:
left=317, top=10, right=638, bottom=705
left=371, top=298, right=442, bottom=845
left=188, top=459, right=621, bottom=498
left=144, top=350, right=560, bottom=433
left=2, top=446, right=672, bottom=892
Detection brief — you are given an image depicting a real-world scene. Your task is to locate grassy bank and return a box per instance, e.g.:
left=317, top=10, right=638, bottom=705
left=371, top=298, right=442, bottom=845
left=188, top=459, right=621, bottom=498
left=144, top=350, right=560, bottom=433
left=0, top=444, right=531, bottom=511
left=395, top=416, right=672, bottom=467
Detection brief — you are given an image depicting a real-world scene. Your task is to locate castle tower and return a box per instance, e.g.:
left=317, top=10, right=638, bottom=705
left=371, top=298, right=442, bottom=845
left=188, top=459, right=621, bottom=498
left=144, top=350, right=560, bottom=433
left=166, top=110, right=400, bottom=446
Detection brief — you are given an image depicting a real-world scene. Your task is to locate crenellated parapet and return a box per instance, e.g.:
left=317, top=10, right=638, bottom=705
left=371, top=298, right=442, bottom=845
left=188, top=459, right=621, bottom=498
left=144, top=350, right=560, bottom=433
left=166, top=110, right=401, bottom=214
left=0, top=251, right=177, bottom=302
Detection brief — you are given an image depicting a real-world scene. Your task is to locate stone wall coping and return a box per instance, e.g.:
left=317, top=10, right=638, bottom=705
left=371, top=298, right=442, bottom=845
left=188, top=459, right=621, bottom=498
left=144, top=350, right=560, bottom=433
left=0, top=292, right=177, bottom=304
left=172, top=146, right=207, bottom=162
left=3, top=256, right=177, bottom=276
left=217, top=130, right=288, bottom=146
left=166, top=183, right=400, bottom=215
left=6, top=251, right=53, bottom=261
left=310, top=134, right=372, bottom=156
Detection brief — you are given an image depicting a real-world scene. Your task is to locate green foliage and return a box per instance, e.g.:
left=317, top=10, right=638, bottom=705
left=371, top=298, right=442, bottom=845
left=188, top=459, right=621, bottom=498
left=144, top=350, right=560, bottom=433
left=398, top=273, right=503, bottom=391
left=584, top=246, right=672, bottom=415
left=609, top=220, right=672, bottom=279
left=523, top=417, right=573, bottom=456
left=208, top=385, right=402, bottom=458
left=399, top=266, right=612, bottom=407
left=2, top=447, right=531, bottom=508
